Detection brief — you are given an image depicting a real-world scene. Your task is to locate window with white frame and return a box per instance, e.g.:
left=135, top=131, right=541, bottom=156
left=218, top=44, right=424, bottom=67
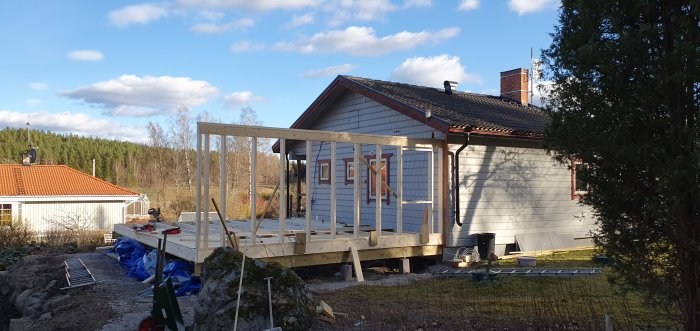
left=571, top=159, right=590, bottom=199
left=318, top=160, right=330, bottom=184
left=0, top=204, right=12, bottom=226
left=344, top=159, right=355, bottom=184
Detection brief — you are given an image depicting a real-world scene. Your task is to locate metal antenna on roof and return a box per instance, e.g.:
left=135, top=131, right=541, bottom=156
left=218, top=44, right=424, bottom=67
left=26, top=122, right=31, bottom=148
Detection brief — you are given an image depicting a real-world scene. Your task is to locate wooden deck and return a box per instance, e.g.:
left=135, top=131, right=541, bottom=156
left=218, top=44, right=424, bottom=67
left=114, top=218, right=442, bottom=268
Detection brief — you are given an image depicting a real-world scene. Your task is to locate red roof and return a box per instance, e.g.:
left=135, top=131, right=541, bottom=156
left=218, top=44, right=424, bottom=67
left=0, top=164, right=139, bottom=197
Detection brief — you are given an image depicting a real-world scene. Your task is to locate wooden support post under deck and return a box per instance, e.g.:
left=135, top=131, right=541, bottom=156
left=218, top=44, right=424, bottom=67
left=305, top=141, right=312, bottom=242
left=195, top=133, right=202, bottom=251
left=203, top=134, right=211, bottom=249
left=375, top=145, right=382, bottom=237
left=397, top=146, right=403, bottom=235
left=348, top=243, right=365, bottom=282
left=330, top=141, right=337, bottom=239
left=278, top=138, right=286, bottom=243
left=219, top=135, right=227, bottom=246
left=353, top=144, right=361, bottom=238
left=251, top=137, right=257, bottom=244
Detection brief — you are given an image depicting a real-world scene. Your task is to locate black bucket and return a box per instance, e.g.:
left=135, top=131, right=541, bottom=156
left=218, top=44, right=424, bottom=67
left=476, top=233, right=495, bottom=260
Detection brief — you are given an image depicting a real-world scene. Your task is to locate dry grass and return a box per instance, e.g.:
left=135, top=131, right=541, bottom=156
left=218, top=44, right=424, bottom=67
left=134, top=185, right=282, bottom=221
left=314, top=250, right=681, bottom=330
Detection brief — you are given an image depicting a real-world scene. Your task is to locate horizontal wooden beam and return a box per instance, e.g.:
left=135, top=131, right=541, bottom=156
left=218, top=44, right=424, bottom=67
left=198, top=122, right=439, bottom=148
left=258, top=245, right=442, bottom=268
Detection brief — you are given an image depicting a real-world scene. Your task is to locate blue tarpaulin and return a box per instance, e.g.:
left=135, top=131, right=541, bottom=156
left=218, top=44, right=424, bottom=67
left=111, top=237, right=200, bottom=295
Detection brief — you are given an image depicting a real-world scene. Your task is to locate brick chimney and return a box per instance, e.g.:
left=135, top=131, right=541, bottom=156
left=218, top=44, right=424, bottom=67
left=500, top=68, right=529, bottom=105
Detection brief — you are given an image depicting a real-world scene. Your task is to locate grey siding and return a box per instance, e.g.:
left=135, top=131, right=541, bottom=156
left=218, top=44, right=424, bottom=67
left=290, top=91, right=443, bottom=232
left=447, top=142, right=596, bottom=247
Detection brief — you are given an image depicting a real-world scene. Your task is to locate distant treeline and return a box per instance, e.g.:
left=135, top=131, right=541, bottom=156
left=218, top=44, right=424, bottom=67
left=0, top=127, right=144, bottom=185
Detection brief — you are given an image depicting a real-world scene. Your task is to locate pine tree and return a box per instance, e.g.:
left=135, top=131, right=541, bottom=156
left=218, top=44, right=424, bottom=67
left=543, top=1, right=699, bottom=328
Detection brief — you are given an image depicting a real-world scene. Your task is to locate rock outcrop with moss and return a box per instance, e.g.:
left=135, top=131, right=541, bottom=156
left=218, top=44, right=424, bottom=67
left=194, top=247, right=316, bottom=330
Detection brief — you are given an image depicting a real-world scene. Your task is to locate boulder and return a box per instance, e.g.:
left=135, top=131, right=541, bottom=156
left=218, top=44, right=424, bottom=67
left=194, top=248, right=316, bottom=331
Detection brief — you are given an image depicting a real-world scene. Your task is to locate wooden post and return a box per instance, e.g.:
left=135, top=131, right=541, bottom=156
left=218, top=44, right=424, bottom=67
left=353, top=144, right=361, bottom=238
left=375, top=145, right=382, bottom=237
left=330, top=141, right=337, bottom=239
left=220, top=135, right=227, bottom=246
left=203, top=134, right=210, bottom=249
left=305, top=140, right=312, bottom=242
left=437, top=147, right=443, bottom=235
left=397, top=146, right=403, bottom=235
left=195, top=132, right=202, bottom=251
left=279, top=138, right=286, bottom=243
left=296, top=159, right=301, bottom=216
left=251, top=137, right=257, bottom=244
left=428, top=146, right=434, bottom=234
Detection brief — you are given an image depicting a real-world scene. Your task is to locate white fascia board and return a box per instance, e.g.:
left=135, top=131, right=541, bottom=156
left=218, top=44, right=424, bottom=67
left=0, top=195, right=140, bottom=203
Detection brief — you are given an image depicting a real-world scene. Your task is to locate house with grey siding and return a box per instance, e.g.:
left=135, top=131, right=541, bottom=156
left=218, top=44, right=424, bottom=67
left=274, top=68, right=596, bottom=256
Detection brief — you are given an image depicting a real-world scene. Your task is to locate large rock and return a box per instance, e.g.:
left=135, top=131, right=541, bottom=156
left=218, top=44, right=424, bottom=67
left=194, top=248, right=316, bottom=331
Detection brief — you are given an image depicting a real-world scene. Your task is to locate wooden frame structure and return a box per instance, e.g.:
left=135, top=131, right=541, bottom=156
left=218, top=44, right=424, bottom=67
left=118, top=122, right=445, bottom=269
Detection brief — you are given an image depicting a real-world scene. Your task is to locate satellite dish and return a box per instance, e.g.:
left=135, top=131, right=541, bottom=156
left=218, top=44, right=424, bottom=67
left=28, top=148, right=37, bottom=163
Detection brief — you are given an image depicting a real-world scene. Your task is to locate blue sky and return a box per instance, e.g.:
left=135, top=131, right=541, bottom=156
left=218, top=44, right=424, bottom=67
left=0, top=0, right=559, bottom=142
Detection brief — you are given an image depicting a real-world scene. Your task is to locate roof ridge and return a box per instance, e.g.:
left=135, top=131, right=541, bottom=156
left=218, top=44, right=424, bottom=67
left=13, top=167, right=26, bottom=195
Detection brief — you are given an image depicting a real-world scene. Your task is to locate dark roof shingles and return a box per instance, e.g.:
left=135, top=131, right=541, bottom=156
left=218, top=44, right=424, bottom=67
left=344, top=76, right=548, bottom=135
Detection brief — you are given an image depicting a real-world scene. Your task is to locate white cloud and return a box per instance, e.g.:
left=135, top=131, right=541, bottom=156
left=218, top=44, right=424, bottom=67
left=0, top=110, right=146, bottom=142
left=67, top=50, right=105, bottom=61
left=508, top=0, right=557, bottom=15
left=198, top=10, right=225, bottom=21
left=60, top=75, right=218, bottom=117
left=325, top=0, right=397, bottom=26
left=404, top=0, right=432, bottom=7
left=390, top=55, right=482, bottom=88
left=178, top=0, right=320, bottom=11
left=301, top=64, right=357, bottom=79
left=109, top=3, right=169, bottom=28
left=230, top=41, right=265, bottom=52
left=190, top=18, right=254, bottom=33
left=458, top=0, right=479, bottom=11
left=275, top=26, right=460, bottom=56
left=26, top=99, right=42, bottom=107
left=28, top=82, right=49, bottom=91
left=223, top=91, right=264, bottom=108
left=285, top=13, right=314, bottom=28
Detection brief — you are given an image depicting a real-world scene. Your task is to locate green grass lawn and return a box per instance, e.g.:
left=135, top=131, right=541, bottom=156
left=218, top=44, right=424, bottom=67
left=313, top=250, right=681, bottom=330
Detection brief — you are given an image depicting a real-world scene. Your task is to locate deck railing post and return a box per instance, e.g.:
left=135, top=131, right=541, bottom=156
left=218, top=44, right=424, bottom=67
left=220, top=135, right=227, bottom=247
left=251, top=137, right=257, bottom=245
left=428, top=146, right=434, bottom=234
left=195, top=132, right=202, bottom=251
left=375, top=144, right=382, bottom=237
left=204, top=134, right=211, bottom=249
left=330, top=141, right=337, bottom=239
left=305, top=140, right=313, bottom=242
left=279, top=139, right=286, bottom=243
left=397, top=146, right=403, bottom=235
left=353, top=144, right=361, bottom=238
left=437, top=146, right=443, bottom=235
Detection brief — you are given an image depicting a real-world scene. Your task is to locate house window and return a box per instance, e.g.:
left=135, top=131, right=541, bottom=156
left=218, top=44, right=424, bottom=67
left=343, top=158, right=355, bottom=184
left=318, top=160, right=330, bottom=184
left=571, top=159, right=590, bottom=199
left=0, top=204, right=12, bottom=226
left=366, top=154, right=392, bottom=205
